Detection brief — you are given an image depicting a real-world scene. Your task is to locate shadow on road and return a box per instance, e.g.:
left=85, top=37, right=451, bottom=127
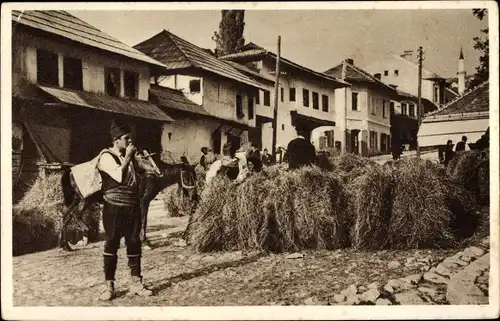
left=152, top=252, right=265, bottom=293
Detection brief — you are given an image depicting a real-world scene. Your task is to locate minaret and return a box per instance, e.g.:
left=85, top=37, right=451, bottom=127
left=458, top=47, right=466, bottom=94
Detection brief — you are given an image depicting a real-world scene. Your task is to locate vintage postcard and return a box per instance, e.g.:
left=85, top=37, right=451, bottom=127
left=1, top=1, right=499, bottom=320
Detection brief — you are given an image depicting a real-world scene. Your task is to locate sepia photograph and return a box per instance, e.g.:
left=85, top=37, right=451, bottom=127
left=1, top=1, right=498, bottom=320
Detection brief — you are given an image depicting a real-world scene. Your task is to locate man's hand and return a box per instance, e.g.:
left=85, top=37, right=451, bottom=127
left=126, top=143, right=137, bottom=158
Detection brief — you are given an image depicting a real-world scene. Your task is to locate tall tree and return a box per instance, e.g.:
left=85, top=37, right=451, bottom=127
left=212, top=10, right=245, bottom=57
left=468, top=9, right=489, bottom=89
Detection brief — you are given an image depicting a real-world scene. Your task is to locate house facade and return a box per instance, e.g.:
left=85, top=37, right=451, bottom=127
left=220, top=43, right=349, bottom=156
left=11, top=10, right=172, bottom=196
left=418, top=81, right=489, bottom=150
left=325, top=59, right=396, bottom=156
left=363, top=53, right=458, bottom=110
left=134, top=31, right=264, bottom=163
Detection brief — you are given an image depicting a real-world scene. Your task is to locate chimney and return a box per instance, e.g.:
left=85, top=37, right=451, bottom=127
left=341, top=61, right=347, bottom=80
left=345, top=58, right=354, bottom=65
left=374, top=73, right=381, bottom=80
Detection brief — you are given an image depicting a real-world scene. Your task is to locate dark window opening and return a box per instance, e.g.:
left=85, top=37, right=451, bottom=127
left=282, top=124, right=285, bottom=131
left=394, top=70, right=399, bottom=76
left=280, top=87, right=284, bottom=102
left=322, top=94, right=329, bottom=112
left=236, top=94, right=244, bottom=118
left=390, top=101, right=395, bottom=116
left=256, top=90, right=260, bottom=104
left=382, top=100, right=387, bottom=118
left=312, top=92, right=319, bottom=109
left=63, top=56, right=82, bottom=90
left=248, top=96, right=254, bottom=120
left=352, top=92, right=359, bottom=111
left=105, top=67, right=120, bottom=97
left=303, top=89, right=310, bottom=107
left=264, top=90, right=271, bottom=106
left=289, top=87, right=296, bottom=102
left=409, top=104, right=415, bottom=117
left=189, top=79, right=201, bottom=93
left=384, top=70, right=389, bottom=76
left=37, top=49, right=58, bottom=86
left=124, top=70, right=139, bottom=98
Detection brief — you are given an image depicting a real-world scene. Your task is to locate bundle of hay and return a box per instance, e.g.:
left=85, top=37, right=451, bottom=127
left=389, top=158, right=461, bottom=249
left=188, top=175, right=236, bottom=252
left=13, top=172, right=101, bottom=255
left=188, top=166, right=350, bottom=253
left=329, top=153, right=376, bottom=173
left=163, top=185, right=196, bottom=217
left=446, top=150, right=489, bottom=204
left=347, top=164, right=394, bottom=250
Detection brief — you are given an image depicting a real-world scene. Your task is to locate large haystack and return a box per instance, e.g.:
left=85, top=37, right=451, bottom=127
left=187, top=166, right=349, bottom=253
left=347, top=164, right=394, bottom=250
left=389, top=158, right=469, bottom=249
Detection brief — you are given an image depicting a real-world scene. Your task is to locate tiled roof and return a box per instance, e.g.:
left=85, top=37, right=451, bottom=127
left=324, top=61, right=395, bottom=92
left=38, top=85, right=173, bottom=122
left=133, top=30, right=263, bottom=89
left=219, top=42, right=350, bottom=87
left=427, top=81, right=489, bottom=117
left=218, top=48, right=268, bottom=61
left=149, top=84, right=211, bottom=117
left=12, top=10, right=164, bottom=67
left=225, top=61, right=275, bottom=84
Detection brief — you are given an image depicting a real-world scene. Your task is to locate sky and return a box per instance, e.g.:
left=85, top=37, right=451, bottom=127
left=69, top=9, right=488, bottom=78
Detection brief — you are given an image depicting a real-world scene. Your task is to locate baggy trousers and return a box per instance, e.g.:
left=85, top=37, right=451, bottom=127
left=102, top=202, right=142, bottom=281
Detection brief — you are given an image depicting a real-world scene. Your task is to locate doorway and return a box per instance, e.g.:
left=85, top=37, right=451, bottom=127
left=227, top=134, right=241, bottom=156
left=350, top=129, right=360, bottom=154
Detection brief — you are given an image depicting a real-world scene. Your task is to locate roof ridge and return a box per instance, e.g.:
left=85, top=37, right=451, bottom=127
left=161, top=30, right=200, bottom=69
left=345, top=62, right=395, bottom=91
left=426, top=80, right=489, bottom=116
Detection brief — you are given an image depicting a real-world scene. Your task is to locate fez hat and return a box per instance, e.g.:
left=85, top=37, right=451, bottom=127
left=110, top=118, right=131, bottom=140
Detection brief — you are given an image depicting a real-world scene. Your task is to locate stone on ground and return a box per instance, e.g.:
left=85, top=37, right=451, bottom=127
left=346, top=295, right=360, bottom=305
left=423, top=272, right=449, bottom=284
left=388, top=261, right=401, bottom=269
left=394, top=291, right=427, bottom=305
left=375, top=298, right=391, bottom=305
left=359, top=288, right=380, bottom=303
left=333, top=294, right=345, bottom=303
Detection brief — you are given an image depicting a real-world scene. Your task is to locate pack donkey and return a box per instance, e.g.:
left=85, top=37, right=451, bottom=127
left=60, top=151, right=198, bottom=250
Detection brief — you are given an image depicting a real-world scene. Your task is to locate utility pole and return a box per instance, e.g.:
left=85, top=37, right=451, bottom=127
left=416, top=46, right=423, bottom=158
left=271, top=36, right=281, bottom=163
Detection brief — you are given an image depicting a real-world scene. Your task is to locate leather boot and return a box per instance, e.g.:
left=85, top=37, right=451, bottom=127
left=128, top=276, right=153, bottom=297
left=99, top=280, right=116, bottom=301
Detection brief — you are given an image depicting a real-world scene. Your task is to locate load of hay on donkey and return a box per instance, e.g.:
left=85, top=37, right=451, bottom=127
left=181, top=153, right=486, bottom=253
left=13, top=171, right=101, bottom=256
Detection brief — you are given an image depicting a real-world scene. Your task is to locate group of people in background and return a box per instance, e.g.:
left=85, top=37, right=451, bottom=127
left=442, top=135, right=469, bottom=166
left=199, top=125, right=318, bottom=183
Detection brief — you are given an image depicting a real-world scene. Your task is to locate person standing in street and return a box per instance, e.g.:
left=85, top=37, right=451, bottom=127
left=444, top=139, right=456, bottom=167
left=199, top=147, right=209, bottom=171
left=455, top=136, right=469, bottom=152
left=286, top=126, right=317, bottom=170
left=97, top=119, right=153, bottom=301
left=261, top=148, right=272, bottom=167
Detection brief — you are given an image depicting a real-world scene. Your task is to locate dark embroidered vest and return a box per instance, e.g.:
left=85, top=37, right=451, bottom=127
left=99, top=151, right=139, bottom=207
